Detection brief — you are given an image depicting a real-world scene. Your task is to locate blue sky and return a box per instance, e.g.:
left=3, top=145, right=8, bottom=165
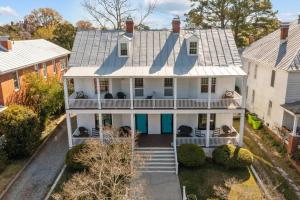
left=0, top=0, right=299, bottom=28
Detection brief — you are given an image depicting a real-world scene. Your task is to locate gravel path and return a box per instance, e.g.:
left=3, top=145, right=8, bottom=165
left=2, top=120, right=68, bottom=200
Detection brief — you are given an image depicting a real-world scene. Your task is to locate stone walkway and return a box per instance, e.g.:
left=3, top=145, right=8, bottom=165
left=137, top=173, right=182, bottom=200
left=2, top=120, right=68, bottom=200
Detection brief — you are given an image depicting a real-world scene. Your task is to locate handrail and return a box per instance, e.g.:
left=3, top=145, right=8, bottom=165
left=174, top=143, right=178, bottom=175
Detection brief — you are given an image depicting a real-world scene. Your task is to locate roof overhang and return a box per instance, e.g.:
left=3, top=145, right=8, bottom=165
left=281, top=101, right=300, bottom=116
left=64, top=65, right=246, bottom=78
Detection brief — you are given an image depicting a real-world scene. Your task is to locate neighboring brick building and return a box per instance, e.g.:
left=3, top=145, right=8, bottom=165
left=0, top=36, right=70, bottom=106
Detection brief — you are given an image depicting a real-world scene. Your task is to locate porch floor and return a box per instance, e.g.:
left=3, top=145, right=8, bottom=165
left=137, top=135, right=173, bottom=147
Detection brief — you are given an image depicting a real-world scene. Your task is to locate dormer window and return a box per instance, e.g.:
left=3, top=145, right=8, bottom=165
left=189, top=41, right=198, bottom=55
left=120, top=42, right=128, bottom=56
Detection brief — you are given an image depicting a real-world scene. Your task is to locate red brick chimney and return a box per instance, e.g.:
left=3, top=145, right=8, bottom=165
left=126, top=17, right=134, bottom=33
left=0, top=36, right=12, bottom=51
left=172, top=17, right=180, bottom=33
left=280, top=22, right=290, bottom=41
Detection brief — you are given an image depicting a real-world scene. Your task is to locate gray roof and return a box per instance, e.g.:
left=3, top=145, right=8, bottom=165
left=281, top=101, right=300, bottom=114
left=0, top=39, right=70, bottom=74
left=69, top=29, right=242, bottom=71
left=242, top=21, right=300, bottom=71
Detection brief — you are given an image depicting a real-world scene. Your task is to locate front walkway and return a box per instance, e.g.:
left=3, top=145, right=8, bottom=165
left=137, top=173, right=182, bottom=200
left=2, top=120, right=68, bottom=200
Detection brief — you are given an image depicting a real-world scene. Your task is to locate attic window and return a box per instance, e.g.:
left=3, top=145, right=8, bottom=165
left=189, top=41, right=198, bottom=55
left=120, top=43, right=128, bottom=56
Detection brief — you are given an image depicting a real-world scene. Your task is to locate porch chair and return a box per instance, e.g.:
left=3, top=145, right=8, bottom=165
left=116, top=92, right=126, bottom=99
left=212, top=128, right=221, bottom=137
left=75, top=91, right=88, bottom=99
left=195, top=129, right=205, bottom=137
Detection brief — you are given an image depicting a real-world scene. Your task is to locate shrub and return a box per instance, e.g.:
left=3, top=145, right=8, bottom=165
left=212, top=144, right=253, bottom=169
left=178, top=144, right=206, bottom=167
left=65, top=144, right=87, bottom=171
left=0, top=148, right=8, bottom=173
left=0, top=105, right=40, bottom=158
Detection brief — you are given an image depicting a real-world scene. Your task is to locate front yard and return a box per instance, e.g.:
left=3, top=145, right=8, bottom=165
left=179, top=162, right=262, bottom=200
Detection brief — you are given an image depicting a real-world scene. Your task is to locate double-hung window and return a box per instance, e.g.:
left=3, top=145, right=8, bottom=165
left=189, top=41, right=198, bottom=55
left=61, top=58, right=66, bottom=70
left=100, top=79, right=109, bottom=93
left=13, top=71, right=20, bottom=91
left=201, top=78, right=216, bottom=93
left=135, top=78, right=144, bottom=97
left=252, top=90, right=255, bottom=104
left=164, top=78, right=173, bottom=96
left=268, top=101, right=272, bottom=116
left=254, top=65, right=257, bottom=79
left=270, top=70, right=276, bottom=87
left=34, top=64, right=39, bottom=76
left=120, top=43, right=128, bottom=56
left=53, top=60, right=57, bottom=74
left=43, top=63, right=47, bottom=78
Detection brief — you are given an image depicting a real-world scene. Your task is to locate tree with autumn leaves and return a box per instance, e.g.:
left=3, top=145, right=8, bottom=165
left=185, top=0, right=279, bottom=47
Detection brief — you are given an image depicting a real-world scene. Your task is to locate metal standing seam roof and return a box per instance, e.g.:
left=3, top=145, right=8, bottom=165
left=67, top=29, right=244, bottom=77
left=0, top=39, right=70, bottom=74
left=242, top=21, right=300, bottom=71
left=281, top=101, right=300, bottom=115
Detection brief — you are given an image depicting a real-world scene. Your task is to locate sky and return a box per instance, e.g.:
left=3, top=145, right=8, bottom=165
left=0, top=0, right=300, bottom=28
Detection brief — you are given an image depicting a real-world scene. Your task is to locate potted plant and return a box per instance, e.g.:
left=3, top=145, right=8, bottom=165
left=247, top=113, right=256, bottom=125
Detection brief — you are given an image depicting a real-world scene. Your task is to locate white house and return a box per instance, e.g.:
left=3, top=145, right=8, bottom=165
left=242, top=17, right=300, bottom=154
left=63, top=17, right=247, bottom=173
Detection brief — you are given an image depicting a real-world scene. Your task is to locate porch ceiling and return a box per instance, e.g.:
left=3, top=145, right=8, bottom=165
left=281, top=101, right=300, bottom=115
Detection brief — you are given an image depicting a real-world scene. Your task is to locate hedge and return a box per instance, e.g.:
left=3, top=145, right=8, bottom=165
left=65, top=144, right=88, bottom=171
left=178, top=144, right=206, bottom=167
left=0, top=148, right=8, bottom=173
left=212, top=144, right=253, bottom=169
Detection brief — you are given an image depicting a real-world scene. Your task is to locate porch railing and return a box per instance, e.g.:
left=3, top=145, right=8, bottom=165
left=133, top=99, right=174, bottom=109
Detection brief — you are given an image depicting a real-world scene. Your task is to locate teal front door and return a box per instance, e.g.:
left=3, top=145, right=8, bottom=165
left=161, top=114, right=173, bottom=134
left=135, top=114, right=148, bottom=134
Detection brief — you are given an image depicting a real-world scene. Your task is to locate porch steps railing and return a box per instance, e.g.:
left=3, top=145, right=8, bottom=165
left=134, top=147, right=176, bottom=173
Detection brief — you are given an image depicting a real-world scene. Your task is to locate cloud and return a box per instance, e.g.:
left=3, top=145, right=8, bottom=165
left=278, top=11, right=300, bottom=21
left=0, top=6, right=17, bottom=16
left=145, top=0, right=190, bottom=17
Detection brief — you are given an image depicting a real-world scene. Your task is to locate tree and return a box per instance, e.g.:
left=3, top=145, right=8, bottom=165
left=53, top=22, right=76, bottom=50
left=82, top=0, right=157, bottom=30
left=24, top=8, right=63, bottom=27
left=185, top=0, right=279, bottom=47
left=52, top=136, right=145, bottom=199
left=0, top=105, right=40, bottom=158
left=76, top=20, right=94, bottom=30
left=34, top=25, right=56, bottom=40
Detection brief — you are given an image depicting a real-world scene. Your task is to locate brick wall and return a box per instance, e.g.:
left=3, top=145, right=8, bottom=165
left=0, top=56, right=68, bottom=106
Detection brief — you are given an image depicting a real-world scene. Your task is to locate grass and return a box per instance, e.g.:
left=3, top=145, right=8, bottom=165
left=234, top=119, right=300, bottom=200
left=179, top=162, right=262, bottom=200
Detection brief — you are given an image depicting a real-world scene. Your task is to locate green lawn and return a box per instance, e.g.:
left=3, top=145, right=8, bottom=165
left=179, top=162, right=262, bottom=200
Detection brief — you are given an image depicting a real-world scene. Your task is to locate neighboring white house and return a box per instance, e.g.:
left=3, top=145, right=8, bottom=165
left=242, top=17, right=300, bottom=154
left=63, top=17, right=246, bottom=173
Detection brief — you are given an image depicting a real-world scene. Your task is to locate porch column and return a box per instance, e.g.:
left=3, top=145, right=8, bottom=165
left=173, top=113, right=177, bottom=147
left=109, top=78, right=113, bottom=93
left=239, top=112, right=245, bottom=146
left=174, top=78, right=177, bottom=109
left=96, top=78, right=101, bottom=109
left=241, top=76, right=247, bottom=108
left=129, top=78, right=133, bottom=109
left=208, top=77, right=212, bottom=109
left=66, top=113, right=72, bottom=148
left=63, top=78, right=69, bottom=109
left=292, top=115, right=298, bottom=135
left=206, top=113, right=210, bottom=147
left=131, top=113, right=135, bottom=151
left=99, top=114, right=103, bottom=141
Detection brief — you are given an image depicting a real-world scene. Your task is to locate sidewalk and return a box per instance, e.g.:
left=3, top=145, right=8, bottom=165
left=1, top=120, right=68, bottom=200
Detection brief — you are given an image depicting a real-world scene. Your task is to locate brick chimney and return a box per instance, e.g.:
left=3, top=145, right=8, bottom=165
left=0, top=36, right=12, bottom=51
left=125, top=17, right=134, bottom=33
left=280, top=22, right=290, bottom=41
left=172, top=17, right=180, bottom=33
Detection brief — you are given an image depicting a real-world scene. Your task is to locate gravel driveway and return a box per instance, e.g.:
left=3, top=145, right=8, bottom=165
left=1, top=120, right=68, bottom=200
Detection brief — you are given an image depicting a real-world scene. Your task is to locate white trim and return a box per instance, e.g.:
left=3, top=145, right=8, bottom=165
left=99, top=114, right=103, bottom=141
left=130, top=78, right=133, bottom=109
left=206, top=113, right=210, bottom=147
left=208, top=77, right=212, bottom=109
left=292, top=115, right=298, bottom=135
left=66, top=113, right=73, bottom=148
left=174, top=78, right=177, bottom=109
left=96, top=78, right=101, bottom=109
left=63, top=79, right=69, bottom=109
left=239, top=112, right=245, bottom=146
left=131, top=113, right=135, bottom=151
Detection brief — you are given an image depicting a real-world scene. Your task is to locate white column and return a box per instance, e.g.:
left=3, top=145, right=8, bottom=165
left=208, top=77, right=212, bottom=109
left=206, top=113, right=210, bottom=147
left=96, top=78, right=101, bottom=109
left=63, top=78, right=69, bottom=109
left=239, top=112, right=245, bottom=146
left=109, top=78, right=113, bottom=94
left=241, top=76, right=247, bottom=108
left=131, top=113, right=135, bottom=151
left=173, top=113, right=177, bottom=147
left=174, top=78, right=177, bottom=109
left=99, top=114, right=103, bottom=141
left=292, top=115, right=298, bottom=135
left=66, top=113, right=73, bottom=148
left=130, top=78, right=133, bottom=109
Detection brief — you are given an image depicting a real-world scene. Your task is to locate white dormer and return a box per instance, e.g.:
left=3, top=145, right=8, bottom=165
left=118, top=34, right=132, bottom=57
left=185, top=33, right=199, bottom=56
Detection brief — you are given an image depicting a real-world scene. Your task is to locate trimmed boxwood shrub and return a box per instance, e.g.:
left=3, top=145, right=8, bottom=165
left=65, top=144, right=87, bottom=171
left=0, top=105, right=40, bottom=158
left=0, top=148, right=8, bottom=173
left=212, top=144, right=253, bottom=169
left=178, top=144, right=206, bottom=167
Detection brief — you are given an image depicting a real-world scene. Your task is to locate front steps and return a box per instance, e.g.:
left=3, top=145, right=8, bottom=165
left=134, top=147, right=176, bottom=173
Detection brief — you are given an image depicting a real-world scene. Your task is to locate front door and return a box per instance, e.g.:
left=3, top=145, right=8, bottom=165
left=161, top=114, right=173, bottom=134
left=135, top=114, right=148, bottom=134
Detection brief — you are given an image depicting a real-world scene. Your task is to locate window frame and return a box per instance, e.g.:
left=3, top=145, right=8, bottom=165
left=60, top=58, right=66, bottom=71
left=201, top=78, right=216, bottom=93
left=120, top=42, right=128, bottom=57
left=267, top=100, right=272, bottom=116
left=198, top=114, right=216, bottom=130
left=254, top=64, right=257, bottom=79
left=270, top=70, right=276, bottom=87
left=100, top=79, right=109, bottom=93
left=53, top=60, right=57, bottom=74
left=43, top=63, right=47, bottom=78
left=134, top=78, right=144, bottom=97
left=252, top=90, right=255, bottom=104
left=164, top=78, right=173, bottom=97
left=13, top=71, right=20, bottom=91
left=189, top=41, right=198, bottom=55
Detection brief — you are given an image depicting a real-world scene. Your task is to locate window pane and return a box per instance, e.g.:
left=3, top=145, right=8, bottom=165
left=164, top=78, right=173, bottom=87
left=135, top=88, right=144, bottom=96
left=43, top=64, right=47, bottom=78
left=13, top=72, right=19, bottom=90
left=164, top=88, right=173, bottom=96
left=201, top=78, right=208, bottom=84
left=189, top=42, right=197, bottom=54
left=201, top=85, right=208, bottom=93
left=120, top=43, right=128, bottom=56
left=135, top=78, right=143, bottom=87
left=100, top=80, right=109, bottom=92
